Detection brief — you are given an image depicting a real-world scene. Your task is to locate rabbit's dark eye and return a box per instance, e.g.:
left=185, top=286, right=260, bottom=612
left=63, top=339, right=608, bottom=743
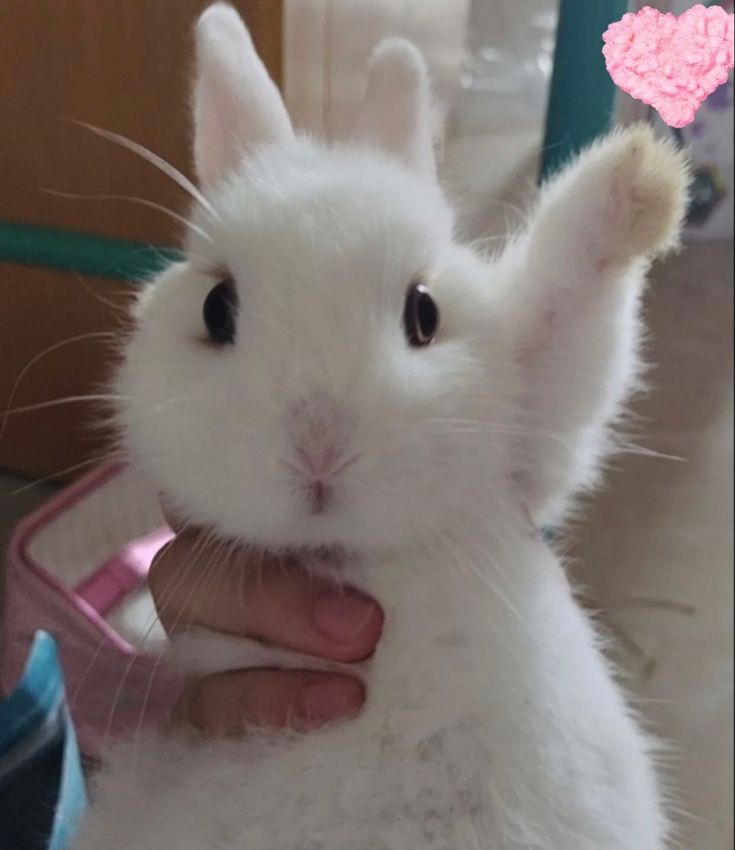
left=203, top=278, right=238, bottom=345
left=403, top=282, right=439, bottom=348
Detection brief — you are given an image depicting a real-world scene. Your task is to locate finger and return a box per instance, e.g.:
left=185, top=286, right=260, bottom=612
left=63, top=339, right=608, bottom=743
left=149, top=533, right=383, bottom=663
left=171, top=669, right=365, bottom=734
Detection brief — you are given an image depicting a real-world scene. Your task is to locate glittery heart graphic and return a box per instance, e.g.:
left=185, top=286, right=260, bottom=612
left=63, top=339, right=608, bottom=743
left=603, top=4, right=734, bottom=128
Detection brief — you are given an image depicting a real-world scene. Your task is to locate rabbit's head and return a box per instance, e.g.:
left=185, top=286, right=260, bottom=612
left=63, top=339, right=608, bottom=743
left=115, top=4, right=689, bottom=553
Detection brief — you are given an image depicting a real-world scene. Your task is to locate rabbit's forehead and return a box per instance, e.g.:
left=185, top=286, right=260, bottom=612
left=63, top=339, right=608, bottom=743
left=194, top=144, right=451, bottom=294
left=212, top=199, right=442, bottom=305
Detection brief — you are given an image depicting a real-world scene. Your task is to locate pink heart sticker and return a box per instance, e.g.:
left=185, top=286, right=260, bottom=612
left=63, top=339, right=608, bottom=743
left=603, top=4, right=734, bottom=128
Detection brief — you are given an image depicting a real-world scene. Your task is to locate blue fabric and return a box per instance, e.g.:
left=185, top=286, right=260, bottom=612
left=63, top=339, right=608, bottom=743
left=0, top=632, right=87, bottom=850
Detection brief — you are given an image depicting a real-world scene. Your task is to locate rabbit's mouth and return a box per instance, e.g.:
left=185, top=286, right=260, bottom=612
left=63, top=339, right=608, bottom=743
left=305, top=480, right=333, bottom=515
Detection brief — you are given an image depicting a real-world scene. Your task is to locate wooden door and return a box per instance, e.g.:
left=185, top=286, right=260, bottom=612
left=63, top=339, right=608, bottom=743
left=0, top=2, right=283, bottom=480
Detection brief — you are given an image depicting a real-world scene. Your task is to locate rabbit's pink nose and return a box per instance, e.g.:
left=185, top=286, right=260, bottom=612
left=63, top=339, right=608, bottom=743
left=295, top=443, right=345, bottom=478
left=288, top=395, right=353, bottom=477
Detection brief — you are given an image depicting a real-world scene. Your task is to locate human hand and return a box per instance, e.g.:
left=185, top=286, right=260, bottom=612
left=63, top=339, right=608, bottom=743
left=149, top=525, right=383, bottom=736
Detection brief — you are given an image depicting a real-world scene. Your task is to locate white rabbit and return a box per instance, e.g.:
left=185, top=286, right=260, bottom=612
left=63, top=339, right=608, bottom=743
left=74, top=3, right=690, bottom=848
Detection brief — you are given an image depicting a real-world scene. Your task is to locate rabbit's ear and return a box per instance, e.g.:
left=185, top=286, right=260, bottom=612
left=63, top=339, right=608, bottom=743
left=506, top=125, right=690, bottom=530
left=193, top=3, right=293, bottom=191
left=352, top=39, right=437, bottom=182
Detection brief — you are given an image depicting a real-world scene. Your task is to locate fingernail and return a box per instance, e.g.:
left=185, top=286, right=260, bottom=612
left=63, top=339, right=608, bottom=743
left=313, top=592, right=381, bottom=643
left=297, top=679, right=364, bottom=725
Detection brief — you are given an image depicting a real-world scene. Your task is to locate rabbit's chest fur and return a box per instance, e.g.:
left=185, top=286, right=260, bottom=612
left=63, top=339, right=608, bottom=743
left=78, top=534, right=665, bottom=850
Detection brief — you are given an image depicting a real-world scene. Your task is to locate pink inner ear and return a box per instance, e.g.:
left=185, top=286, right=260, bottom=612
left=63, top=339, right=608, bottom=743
left=352, top=39, right=437, bottom=182
left=194, top=3, right=293, bottom=190
left=194, top=75, right=243, bottom=190
left=517, top=305, right=557, bottom=367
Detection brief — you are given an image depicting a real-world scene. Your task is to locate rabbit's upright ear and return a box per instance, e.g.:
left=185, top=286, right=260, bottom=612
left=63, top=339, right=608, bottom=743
left=193, top=3, right=293, bottom=191
left=353, top=39, right=437, bottom=182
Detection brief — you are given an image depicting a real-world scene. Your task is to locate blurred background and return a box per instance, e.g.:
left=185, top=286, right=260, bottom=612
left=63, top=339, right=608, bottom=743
left=1, top=2, right=732, bottom=848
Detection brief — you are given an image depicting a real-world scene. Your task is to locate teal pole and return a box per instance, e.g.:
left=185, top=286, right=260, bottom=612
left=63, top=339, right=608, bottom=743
left=0, top=221, right=180, bottom=283
left=540, top=0, right=630, bottom=181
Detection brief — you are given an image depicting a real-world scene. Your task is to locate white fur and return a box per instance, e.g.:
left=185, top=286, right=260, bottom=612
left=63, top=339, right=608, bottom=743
left=352, top=38, right=437, bottom=181
left=75, top=5, right=690, bottom=848
left=193, top=2, right=294, bottom=191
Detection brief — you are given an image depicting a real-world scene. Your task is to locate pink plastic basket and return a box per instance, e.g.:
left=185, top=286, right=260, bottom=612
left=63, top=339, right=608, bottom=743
left=1, top=463, right=182, bottom=758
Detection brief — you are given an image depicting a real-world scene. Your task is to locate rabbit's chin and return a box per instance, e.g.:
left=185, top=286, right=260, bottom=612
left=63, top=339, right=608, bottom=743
left=174, top=501, right=453, bottom=559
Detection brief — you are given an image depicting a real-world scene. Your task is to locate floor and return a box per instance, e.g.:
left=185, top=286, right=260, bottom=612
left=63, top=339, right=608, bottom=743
left=569, top=237, right=734, bottom=850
